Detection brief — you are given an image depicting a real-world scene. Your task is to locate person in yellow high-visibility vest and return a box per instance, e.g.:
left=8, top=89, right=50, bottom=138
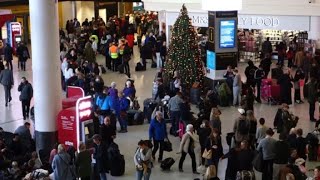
left=109, top=42, right=119, bottom=72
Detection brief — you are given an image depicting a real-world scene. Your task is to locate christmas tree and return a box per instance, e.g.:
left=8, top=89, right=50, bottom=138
left=164, top=5, right=204, bottom=89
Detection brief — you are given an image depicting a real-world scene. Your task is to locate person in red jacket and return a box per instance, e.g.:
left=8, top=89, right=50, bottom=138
left=126, top=34, right=134, bottom=55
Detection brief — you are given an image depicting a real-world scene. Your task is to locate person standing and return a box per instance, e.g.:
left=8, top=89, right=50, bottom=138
left=122, top=41, right=131, bottom=77
left=134, top=140, right=153, bottom=180
left=168, top=92, right=184, bottom=135
left=149, top=111, right=167, bottom=162
left=92, top=134, right=109, bottom=180
left=109, top=42, right=119, bottom=72
left=178, top=124, right=199, bottom=174
left=52, top=144, right=75, bottom=180
left=232, top=69, right=242, bottom=106
left=16, top=42, right=30, bottom=71
left=262, top=37, right=273, bottom=58
left=233, top=108, right=250, bottom=145
left=257, top=128, right=277, bottom=180
left=254, top=65, right=265, bottom=103
left=75, top=142, right=91, bottom=180
left=256, top=118, right=268, bottom=146
left=245, top=60, right=258, bottom=89
left=205, top=128, right=223, bottom=172
left=260, top=53, right=272, bottom=78
left=278, top=69, right=293, bottom=105
left=4, top=43, right=13, bottom=70
left=99, top=116, right=116, bottom=146
left=118, top=91, right=130, bottom=133
left=308, top=77, right=318, bottom=122
left=0, top=64, right=14, bottom=106
left=18, top=77, right=33, bottom=120
left=273, top=133, right=289, bottom=180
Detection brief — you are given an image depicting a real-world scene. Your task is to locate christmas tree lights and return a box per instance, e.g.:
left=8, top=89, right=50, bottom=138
left=164, top=5, right=205, bottom=89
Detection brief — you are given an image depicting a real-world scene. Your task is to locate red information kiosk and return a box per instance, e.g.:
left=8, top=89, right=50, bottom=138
left=57, top=87, right=95, bottom=148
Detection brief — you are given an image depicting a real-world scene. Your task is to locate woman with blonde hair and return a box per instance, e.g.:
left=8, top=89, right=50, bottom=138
left=210, top=108, right=221, bottom=133
left=52, top=144, right=75, bottom=180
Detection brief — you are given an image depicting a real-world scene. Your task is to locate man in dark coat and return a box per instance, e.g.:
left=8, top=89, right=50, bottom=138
left=18, top=77, right=33, bottom=120
left=278, top=69, right=292, bottom=105
left=0, top=64, right=14, bottom=106
left=93, top=134, right=109, bottom=180
left=308, top=77, right=318, bottom=122
left=16, top=42, right=30, bottom=71
left=4, top=43, right=13, bottom=70
left=99, top=116, right=116, bottom=146
left=245, top=60, right=258, bottom=88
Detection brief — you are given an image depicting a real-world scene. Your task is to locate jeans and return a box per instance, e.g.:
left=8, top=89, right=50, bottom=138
left=3, top=85, right=11, bottom=104
left=136, top=169, right=151, bottom=180
left=20, top=61, right=26, bottom=71
left=294, top=89, right=301, bottom=102
left=99, top=173, right=107, bottom=180
left=233, top=86, right=241, bottom=105
left=5, top=60, right=12, bottom=70
left=262, top=159, right=273, bottom=180
left=123, top=61, right=130, bottom=74
left=256, top=81, right=261, bottom=100
left=156, top=52, right=162, bottom=68
left=170, top=111, right=181, bottom=133
left=119, top=112, right=128, bottom=130
left=161, top=55, right=165, bottom=68
left=179, top=150, right=196, bottom=172
left=309, top=101, right=316, bottom=120
left=21, top=99, right=31, bottom=118
left=152, top=140, right=164, bottom=160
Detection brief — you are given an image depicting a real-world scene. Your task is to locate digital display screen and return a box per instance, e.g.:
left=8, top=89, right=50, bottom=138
left=207, top=50, right=216, bottom=70
left=219, top=20, right=236, bottom=48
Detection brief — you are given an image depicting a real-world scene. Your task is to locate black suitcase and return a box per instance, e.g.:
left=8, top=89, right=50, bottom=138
left=160, top=157, right=175, bottom=170
left=135, top=62, right=146, bottom=71
left=127, top=111, right=135, bottom=126
left=118, top=64, right=124, bottom=74
left=134, top=111, right=144, bottom=125
left=151, top=61, right=157, bottom=68
left=110, top=154, right=125, bottom=176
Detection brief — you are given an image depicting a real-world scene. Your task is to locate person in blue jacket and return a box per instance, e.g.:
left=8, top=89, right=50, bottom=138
left=118, top=91, right=130, bottom=133
left=149, top=111, right=168, bottom=162
left=95, top=89, right=112, bottom=124
left=123, top=80, right=136, bottom=98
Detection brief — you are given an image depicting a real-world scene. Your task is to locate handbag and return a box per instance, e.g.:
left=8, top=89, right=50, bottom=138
left=163, top=140, right=172, bottom=152
left=252, top=150, right=263, bottom=172
left=202, top=149, right=212, bottom=160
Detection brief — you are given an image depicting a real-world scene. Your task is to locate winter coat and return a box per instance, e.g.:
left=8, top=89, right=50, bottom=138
left=75, top=150, right=92, bottom=178
left=52, top=152, right=75, bottom=180
left=18, top=81, right=33, bottom=101
left=93, top=143, right=110, bottom=173
left=84, top=43, right=96, bottom=63
left=149, top=119, right=167, bottom=141
left=233, top=116, right=250, bottom=143
left=4, top=45, right=13, bottom=61
left=0, top=69, right=14, bottom=86
left=123, top=87, right=136, bottom=98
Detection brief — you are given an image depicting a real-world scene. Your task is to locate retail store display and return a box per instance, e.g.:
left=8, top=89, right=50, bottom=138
left=164, top=5, right=204, bottom=88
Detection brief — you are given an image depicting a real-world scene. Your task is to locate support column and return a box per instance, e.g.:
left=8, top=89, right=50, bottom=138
left=29, top=0, right=62, bottom=152
left=309, top=16, right=320, bottom=40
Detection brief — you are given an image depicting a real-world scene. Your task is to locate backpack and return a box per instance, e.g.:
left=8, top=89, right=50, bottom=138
left=23, top=50, right=29, bottom=59
left=238, top=119, right=249, bottom=135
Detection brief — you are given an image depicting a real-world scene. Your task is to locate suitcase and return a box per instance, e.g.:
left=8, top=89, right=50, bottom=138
left=261, top=85, right=271, bottom=101
left=163, top=140, right=173, bottom=152
left=271, top=85, right=280, bottom=99
left=118, top=64, right=124, bottom=74
left=261, top=78, right=272, bottom=87
left=236, top=170, right=255, bottom=180
left=178, top=121, right=186, bottom=140
left=134, top=111, right=144, bottom=125
left=151, top=61, right=157, bottom=68
left=110, top=154, right=125, bottom=176
left=127, top=111, right=135, bottom=126
left=135, top=62, right=146, bottom=71
left=160, top=157, right=175, bottom=170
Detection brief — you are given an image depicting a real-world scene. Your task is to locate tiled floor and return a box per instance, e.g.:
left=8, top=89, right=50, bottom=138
left=0, top=46, right=318, bottom=179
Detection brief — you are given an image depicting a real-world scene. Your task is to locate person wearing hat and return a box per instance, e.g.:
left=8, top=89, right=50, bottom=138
left=92, top=134, right=109, bottom=180
left=233, top=108, right=250, bottom=145
left=178, top=124, right=199, bottom=174
left=257, top=128, right=277, bottom=180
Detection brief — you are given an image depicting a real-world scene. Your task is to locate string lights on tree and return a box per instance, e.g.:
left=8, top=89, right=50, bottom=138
left=164, top=4, right=204, bottom=89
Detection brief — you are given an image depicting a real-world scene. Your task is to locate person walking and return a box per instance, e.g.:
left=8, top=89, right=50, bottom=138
left=254, top=65, right=265, bottom=103
left=18, top=77, right=33, bottom=120
left=0, top=64, right=14, bottom=106
left=233, top=108, right=250, bottom=145
left=4, top=43, right=13, bottom=70
left=178, top=124, right=199, bottom=174
left=134, top=140, right=153, bottom=180
left=16, top=42, right=30, bottom=71
left=122, top=40, right=131, bottom=77
left=109, top=42, right=119, bottom=72
left=52, top=144, right=75, bottom=180
left=273, top=133, right=289, bottom=180
left=257, top=128, right=277, bottom=180
left=149, top=111, right=168, bottom=162
left=75, top=142, right=92, bottom=180
left=205, top=128, right=223, bottom=172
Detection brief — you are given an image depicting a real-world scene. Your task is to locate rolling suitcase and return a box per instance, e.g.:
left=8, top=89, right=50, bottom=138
left=110, top=154, right=125, bottom=176
left=271, top=85, right=280, bottom=99
left=134, top=111, right=144, bottom=125
left=160, top=157, right=175, bottom=170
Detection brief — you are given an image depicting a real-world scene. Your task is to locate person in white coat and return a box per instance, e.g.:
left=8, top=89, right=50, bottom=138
left=178, top=124, right=200, bottom=174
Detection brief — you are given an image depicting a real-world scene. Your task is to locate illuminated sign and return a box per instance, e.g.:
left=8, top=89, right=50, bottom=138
left=76, top=96, right=92, bottom=150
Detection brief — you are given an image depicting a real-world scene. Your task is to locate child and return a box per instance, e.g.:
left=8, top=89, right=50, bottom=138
left=8, top=161, right=21, bottom=179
